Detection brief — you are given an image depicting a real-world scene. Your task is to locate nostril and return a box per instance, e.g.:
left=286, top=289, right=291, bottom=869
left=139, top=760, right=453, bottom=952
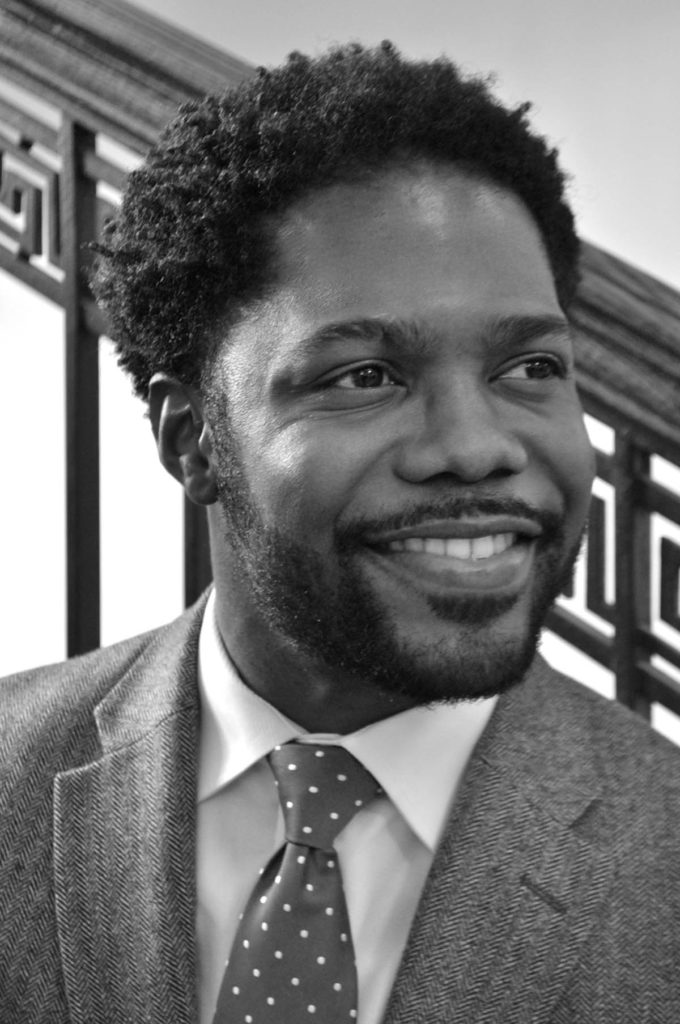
left=395, top=445, right=529, bottom=486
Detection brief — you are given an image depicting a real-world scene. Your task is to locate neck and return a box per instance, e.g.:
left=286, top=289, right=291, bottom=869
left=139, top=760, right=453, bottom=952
left=211, top=579, right=417, bottom=734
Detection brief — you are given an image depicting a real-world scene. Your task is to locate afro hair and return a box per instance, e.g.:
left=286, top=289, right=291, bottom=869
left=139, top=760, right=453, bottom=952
left=91, top=41, right=579, bottom=401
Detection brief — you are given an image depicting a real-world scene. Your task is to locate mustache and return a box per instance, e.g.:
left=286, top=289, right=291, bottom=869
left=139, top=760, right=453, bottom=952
left=337, top=496, right=564, bottom=546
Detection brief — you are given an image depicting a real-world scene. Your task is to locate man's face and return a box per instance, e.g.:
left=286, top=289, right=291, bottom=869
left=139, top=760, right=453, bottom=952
left=204, top=163, right=595, bottom=706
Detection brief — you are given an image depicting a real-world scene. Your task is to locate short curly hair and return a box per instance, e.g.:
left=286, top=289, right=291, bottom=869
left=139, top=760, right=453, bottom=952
left=92, top=41, right=580, bottom=401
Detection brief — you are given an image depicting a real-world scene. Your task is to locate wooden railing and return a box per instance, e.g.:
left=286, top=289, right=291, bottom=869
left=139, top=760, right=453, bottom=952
left=547, top=245, right=680, bottom=720
left=2, top=0, right=680, bottom=728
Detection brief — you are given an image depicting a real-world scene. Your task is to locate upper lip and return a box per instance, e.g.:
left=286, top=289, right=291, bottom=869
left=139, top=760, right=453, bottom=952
left=364, top=516, right=543, bottom=545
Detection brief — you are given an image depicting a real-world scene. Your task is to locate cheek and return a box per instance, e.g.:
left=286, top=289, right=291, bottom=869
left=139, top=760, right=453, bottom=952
left=243, top=426, right=378, bottom=538
left=548, top=413, right=596, bottom=525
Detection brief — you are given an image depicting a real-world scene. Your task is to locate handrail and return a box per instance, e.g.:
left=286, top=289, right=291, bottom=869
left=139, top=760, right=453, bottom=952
left=0, top=0, right=252, bottom=148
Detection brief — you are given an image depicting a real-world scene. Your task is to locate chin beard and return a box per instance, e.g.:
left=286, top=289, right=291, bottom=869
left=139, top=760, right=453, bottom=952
left=208, top=404, right=583, bottom=706
left=218, top=488, right=583, bottom=706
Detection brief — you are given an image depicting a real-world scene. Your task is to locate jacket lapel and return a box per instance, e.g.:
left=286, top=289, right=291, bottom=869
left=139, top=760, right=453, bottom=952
left=384, top=657, right=613, bottom=1024
left=53, top=600, right=206, bottom=1024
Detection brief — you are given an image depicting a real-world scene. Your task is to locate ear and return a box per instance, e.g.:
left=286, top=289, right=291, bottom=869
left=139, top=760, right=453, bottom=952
left=148, top=373, right=218, bottom=506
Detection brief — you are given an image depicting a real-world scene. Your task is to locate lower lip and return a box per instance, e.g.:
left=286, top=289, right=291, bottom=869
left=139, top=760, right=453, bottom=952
left=361, top=540, right=536, bottom=595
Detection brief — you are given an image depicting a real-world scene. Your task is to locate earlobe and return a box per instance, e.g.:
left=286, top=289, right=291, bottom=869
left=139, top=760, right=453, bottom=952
left=148, top=373, right=218, bottom=505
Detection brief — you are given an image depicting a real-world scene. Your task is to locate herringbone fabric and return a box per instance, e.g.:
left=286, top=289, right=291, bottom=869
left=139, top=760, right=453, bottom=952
left=212, top=743, right=381, bottom=1024
left=3, top=595, right=680, bottom=1022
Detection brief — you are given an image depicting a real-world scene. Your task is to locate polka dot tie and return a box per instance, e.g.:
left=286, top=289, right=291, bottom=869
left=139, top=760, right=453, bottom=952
left=212, top=743, right=382, bottom=1024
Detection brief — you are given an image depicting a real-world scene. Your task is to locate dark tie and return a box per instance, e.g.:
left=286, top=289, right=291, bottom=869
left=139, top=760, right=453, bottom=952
left=212, top=742, right=382, bottom=1024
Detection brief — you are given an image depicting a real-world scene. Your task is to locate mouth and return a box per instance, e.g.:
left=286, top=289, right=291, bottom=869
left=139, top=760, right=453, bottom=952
left=361, top=518, right=541, bottom=595
left=384, top=532, right=517, bottom=560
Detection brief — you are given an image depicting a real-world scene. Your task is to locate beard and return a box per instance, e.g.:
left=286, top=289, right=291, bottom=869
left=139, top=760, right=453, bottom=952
left=210, top=414, right=584, bottom=706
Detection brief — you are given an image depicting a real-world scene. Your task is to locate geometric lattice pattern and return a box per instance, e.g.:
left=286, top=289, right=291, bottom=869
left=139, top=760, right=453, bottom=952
left=548, top=415, right=680, bottom=728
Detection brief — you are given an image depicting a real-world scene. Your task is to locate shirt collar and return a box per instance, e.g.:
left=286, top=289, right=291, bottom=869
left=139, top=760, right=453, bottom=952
left=338, top=698, right=496, bottom=850
left=197, top=590, right=301, bottom=799
left=198, top=589, right=497, bottom=851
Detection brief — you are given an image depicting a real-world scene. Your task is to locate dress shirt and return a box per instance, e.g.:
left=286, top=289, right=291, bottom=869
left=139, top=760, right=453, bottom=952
left=196, top=589, right=497, bottom=1024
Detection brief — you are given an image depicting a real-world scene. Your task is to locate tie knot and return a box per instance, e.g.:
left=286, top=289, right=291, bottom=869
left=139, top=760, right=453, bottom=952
left=268, top=743, right=381, bottom=851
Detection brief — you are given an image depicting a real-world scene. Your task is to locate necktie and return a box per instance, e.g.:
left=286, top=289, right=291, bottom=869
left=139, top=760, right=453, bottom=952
left=212, top=742, right=382, bottom=1024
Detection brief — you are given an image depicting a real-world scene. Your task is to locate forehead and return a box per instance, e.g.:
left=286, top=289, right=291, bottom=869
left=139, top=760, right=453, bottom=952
left=217, top=163, right=564, bottom=378
left=266, top=162, right=560, bottom=325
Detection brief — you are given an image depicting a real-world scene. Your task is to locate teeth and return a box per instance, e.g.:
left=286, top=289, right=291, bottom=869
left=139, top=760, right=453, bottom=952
left=388, top=533, right=516, bottom=559
left=470, top=536, right=494, bottom=560
left=446, top=539, right=472, bottom=559
left=403, top=538, right=426, bottom=553
left=492, top=533, right=514, bottom=555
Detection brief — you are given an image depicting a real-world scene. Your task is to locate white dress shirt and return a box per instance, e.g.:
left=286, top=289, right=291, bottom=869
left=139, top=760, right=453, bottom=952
left=196, top=590, right=497, bottom=1024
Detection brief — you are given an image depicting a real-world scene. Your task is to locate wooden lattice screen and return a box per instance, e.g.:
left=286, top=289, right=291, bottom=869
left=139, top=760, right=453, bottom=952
left=2, top=0, right=680, bottom=727
left=0, top=0, right=252, bottom=655
left=547, top=245, right=680, bottom=721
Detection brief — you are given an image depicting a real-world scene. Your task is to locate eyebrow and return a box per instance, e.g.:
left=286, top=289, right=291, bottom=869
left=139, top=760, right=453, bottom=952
left=485, top=311, right=569, bottom=339
left=297, top=317, right=430, bottom=357
left=299, top=312, right=571, bottom=356
left=482, top=313, right=572, bottom=351
left=299, top=318, right=396, bottom=348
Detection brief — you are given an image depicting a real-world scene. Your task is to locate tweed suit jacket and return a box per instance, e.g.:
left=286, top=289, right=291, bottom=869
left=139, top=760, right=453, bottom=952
left=2, top=593, right=680, bottom=1023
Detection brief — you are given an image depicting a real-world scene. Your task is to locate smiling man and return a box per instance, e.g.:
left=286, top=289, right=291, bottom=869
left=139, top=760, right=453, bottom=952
left=2, top=42, right=680, bottom=1024
left=195, top=162, right=593, bottom=736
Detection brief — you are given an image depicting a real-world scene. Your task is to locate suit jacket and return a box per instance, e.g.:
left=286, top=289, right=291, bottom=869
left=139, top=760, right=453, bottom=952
left=2, top=593, right=680, bottom=1023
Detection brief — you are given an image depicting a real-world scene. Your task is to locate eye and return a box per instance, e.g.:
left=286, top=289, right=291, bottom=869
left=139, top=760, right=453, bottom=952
left=498, top=355, right=566, bottom=381
left=331, top=363, right=399, bottom=389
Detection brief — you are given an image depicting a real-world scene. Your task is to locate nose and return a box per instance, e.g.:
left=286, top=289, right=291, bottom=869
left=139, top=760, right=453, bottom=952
left=394, top=379, right=530, bottom=484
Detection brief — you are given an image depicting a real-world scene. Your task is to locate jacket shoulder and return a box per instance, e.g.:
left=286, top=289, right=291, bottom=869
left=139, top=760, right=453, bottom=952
left=492, top=657, right=680, bottom=831
left=0, top=596, right=206, bottom=778
left=548, top=662, right=680, bottom=776
left=0, top=627, right=159, bottom=776
left=529, top=659, right=680, bottom=847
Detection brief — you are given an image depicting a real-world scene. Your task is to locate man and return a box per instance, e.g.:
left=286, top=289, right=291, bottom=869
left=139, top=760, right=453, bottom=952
left=1, top=41, right=679, bottom=1024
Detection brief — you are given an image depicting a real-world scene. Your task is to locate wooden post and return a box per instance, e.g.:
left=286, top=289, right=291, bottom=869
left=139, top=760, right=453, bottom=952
left=60, top=117, right=101, bottom=656
left=612, top=431, right=650, bottom=716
